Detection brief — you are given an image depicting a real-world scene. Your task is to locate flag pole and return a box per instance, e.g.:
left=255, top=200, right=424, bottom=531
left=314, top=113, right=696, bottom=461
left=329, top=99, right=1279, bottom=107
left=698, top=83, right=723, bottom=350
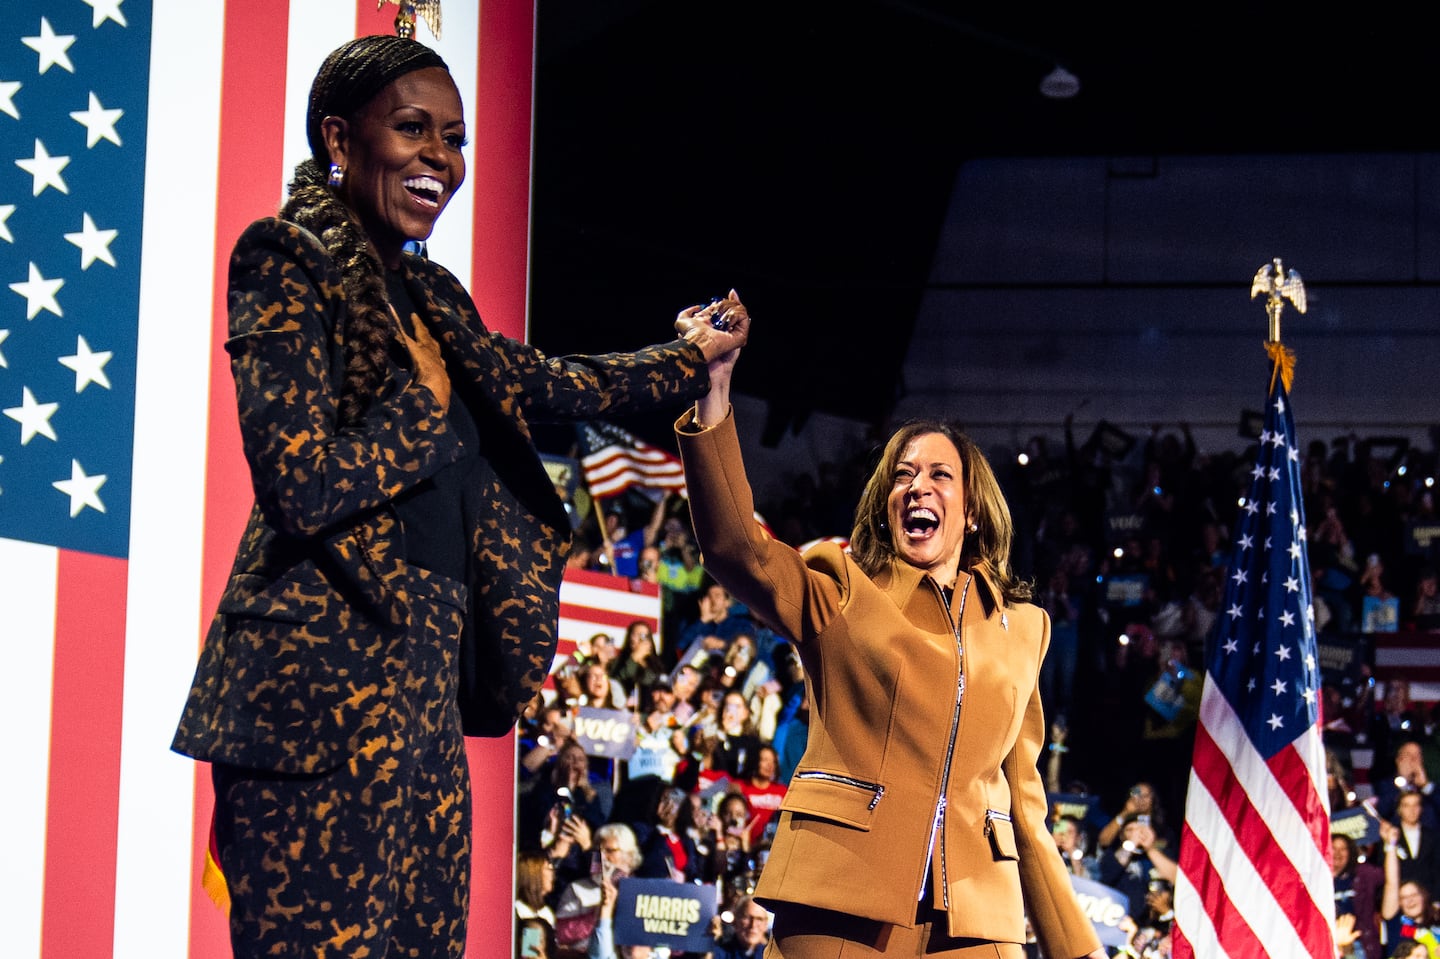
left=1172, top=257, right=1336, bottom=959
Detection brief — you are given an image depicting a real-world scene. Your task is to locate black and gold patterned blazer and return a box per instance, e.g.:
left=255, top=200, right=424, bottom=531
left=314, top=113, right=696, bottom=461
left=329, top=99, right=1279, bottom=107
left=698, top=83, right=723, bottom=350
left=172, top=218, right=708, bottom=774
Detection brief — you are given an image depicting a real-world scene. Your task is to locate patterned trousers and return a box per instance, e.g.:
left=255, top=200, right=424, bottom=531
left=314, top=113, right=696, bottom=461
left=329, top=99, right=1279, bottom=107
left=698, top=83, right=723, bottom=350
left=212, top=574, right=471, bottom=959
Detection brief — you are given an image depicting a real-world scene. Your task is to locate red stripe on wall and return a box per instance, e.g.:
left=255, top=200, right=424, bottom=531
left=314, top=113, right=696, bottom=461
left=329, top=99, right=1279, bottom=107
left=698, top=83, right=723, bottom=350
left=356, top=1, right=393, bottom=38
left=471, top=0, right=535, bottom=341
left=466, top=2, right=536, bottom=954
left=40, top=551, right=128, bottom=959
left=190, top=3, right=293, bottom=956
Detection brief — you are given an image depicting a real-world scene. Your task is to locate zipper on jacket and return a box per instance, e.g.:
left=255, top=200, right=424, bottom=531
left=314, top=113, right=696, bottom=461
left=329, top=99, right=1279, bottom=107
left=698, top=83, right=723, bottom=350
left=795, top=770, right=887, bottom=810
left=921, top=575, right=969, bottom=907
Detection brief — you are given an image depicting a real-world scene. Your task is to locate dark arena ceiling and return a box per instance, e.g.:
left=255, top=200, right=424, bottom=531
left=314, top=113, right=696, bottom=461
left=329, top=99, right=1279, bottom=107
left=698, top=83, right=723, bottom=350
left=526, top=1, right=1440, bottom=442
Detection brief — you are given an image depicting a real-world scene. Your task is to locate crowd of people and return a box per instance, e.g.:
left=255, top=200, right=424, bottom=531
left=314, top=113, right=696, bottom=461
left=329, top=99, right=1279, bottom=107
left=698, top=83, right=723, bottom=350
left=168, top=23, right=1439, bottom=959
left=516, top=416, right=1440, bottom=958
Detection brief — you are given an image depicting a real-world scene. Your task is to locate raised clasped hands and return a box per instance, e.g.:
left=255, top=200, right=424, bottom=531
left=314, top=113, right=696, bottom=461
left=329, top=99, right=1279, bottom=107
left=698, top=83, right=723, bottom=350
left=675, top=288, right=750, bottom=373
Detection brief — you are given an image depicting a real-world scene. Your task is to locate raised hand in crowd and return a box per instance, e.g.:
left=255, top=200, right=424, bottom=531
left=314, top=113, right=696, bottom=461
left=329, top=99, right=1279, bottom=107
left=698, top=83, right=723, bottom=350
left=598, top=873, right=618, bottom=921
left=1099, top=782, right=1159, bottom=850
left=1397, top=742, right=1432, bottom=792
left=1334, top=913, right=1361, bottom=958
left=550, top=812, right=594, bottom=863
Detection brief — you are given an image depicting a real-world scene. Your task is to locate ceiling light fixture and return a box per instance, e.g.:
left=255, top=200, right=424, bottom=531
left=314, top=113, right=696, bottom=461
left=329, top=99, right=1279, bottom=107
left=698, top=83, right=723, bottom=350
left=1039, top=65, right=1080, bottom=99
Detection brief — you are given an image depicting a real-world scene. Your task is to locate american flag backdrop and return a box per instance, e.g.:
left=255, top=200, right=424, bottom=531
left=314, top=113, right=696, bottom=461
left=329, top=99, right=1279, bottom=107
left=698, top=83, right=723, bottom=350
left=1172, top=353, right=1336, bottom=959
left=580, top=419, right=689, bottom=499
left=0, top=2, right=535, bottom=956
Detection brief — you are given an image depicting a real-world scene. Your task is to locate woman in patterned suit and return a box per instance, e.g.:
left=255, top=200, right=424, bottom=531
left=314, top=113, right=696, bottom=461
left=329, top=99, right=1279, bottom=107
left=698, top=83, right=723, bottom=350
left=171, top=35, right=745, bottom=958
left=674, top=312, right=1103, bottom=957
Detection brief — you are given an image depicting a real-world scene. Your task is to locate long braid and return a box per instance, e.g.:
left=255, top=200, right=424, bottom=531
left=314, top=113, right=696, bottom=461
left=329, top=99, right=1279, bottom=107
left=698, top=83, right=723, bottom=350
left=281, top=159, right=392, bottom=427
left=286, top=35, right=450, bottom=427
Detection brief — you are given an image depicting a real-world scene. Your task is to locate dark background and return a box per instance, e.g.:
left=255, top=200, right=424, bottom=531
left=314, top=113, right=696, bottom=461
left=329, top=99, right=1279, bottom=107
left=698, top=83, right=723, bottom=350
left=527, top=1, right=1440, bottom=445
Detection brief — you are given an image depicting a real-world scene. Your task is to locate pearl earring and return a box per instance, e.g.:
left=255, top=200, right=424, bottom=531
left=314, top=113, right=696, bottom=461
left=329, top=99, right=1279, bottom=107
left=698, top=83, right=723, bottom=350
left=328, top=163, right=345, bottom=188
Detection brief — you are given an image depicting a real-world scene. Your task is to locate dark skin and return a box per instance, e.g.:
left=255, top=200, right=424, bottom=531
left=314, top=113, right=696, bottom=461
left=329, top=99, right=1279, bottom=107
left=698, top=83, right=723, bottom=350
left=321, top=67, right=464, bottom=413
left=321, top=67, right=467, bottom=271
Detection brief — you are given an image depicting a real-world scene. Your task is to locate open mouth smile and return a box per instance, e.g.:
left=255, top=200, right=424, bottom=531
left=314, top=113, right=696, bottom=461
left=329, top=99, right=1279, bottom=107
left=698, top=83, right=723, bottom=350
left=903, top=507, right=939, bottom=539
left=404, top=174, right=444, bottom=209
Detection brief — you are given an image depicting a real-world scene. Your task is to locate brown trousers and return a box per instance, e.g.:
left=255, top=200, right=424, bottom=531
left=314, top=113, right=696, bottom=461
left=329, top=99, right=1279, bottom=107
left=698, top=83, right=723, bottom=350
left=768, top=902, right=1027, bottom=959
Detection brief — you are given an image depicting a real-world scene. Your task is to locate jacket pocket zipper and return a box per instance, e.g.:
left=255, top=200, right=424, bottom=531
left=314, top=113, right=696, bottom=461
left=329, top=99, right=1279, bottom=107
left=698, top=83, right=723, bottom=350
left=984, top=808, right=1012, bottom=834
left=796, top=770, right=887, bottom=810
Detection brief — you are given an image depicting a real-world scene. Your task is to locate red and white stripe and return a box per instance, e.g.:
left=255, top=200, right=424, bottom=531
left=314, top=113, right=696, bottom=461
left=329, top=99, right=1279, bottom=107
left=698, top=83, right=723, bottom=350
left=4, top=2, right=534, bottom=957
left=1173, top=680, right=1336, bottom=959
left=559, top=568, right=662, bottom=656
left=1373, top=633, right=1440, bottom=701
left=549, top=568, right=662, bottom=698
left=583, top=443, right=688, bottom=498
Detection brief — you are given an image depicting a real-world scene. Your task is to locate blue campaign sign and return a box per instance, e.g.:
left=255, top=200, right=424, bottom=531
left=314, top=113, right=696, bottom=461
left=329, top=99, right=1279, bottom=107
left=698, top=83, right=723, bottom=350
left=1068, top=874, right=1132, bottom=948
left=573, top=706, right=640, bottom=760
left=1048, top=792, right=1100, bottom=825
left=1331, top=805, right=1381, bottom=846
left=613, top=878, right=719, bottom=952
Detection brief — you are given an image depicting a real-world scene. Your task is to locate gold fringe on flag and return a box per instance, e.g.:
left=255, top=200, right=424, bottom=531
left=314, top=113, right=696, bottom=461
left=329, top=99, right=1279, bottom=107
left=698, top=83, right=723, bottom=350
left=1266, top=340, right=1296, bottom=394
left=202, top=814, right=230, bottom=913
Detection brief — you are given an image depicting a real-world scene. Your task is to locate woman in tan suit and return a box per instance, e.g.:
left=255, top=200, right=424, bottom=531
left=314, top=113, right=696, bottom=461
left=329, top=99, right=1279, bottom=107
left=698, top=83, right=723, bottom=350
left=673, top=298, right=1104, bottom=958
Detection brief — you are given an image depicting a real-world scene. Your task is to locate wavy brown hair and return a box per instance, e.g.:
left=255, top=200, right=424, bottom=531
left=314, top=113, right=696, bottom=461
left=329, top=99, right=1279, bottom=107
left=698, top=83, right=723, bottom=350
left=515, top=849, right=552, bottom=911
left=849, top=420, right=1031, bottom=605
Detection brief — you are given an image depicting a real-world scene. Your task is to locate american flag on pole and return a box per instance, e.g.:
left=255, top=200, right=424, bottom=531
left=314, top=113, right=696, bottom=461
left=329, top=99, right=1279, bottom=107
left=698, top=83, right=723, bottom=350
left=579, top=419, right=688, bottom=499
left=1172, top=349, right=1336, bottom=959
left=0, top=2, right=532, bottom=956
left=576, top=419, right=779, bottom=541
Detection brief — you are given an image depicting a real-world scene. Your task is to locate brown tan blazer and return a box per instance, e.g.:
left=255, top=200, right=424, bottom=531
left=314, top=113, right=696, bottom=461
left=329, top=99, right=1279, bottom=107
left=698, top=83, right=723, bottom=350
left=677, top=409, right=1100, bottom=958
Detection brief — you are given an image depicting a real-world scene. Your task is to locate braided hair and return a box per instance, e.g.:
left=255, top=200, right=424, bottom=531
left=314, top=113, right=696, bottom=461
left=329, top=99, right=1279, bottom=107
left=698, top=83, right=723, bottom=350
left=282, top=36, right=449, bottom=427
left=304, top=35, right=447, bottom=168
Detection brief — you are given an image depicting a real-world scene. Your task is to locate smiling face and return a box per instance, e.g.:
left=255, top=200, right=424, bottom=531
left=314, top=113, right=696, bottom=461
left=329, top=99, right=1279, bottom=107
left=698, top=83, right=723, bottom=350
left=323, top=66, right=466, bottom=268
left=1400, top=881, right=1428, bottom=919
left=734, top=899, right=770, bottom=948
left=1399, top=791, right=1423, bottom=827
left=1331, top=836, right=1351, bottom=876
left=886, top=432, right=968, bottom=585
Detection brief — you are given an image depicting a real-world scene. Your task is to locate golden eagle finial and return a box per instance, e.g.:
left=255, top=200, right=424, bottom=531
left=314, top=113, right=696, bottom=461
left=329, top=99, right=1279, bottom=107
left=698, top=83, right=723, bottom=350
left=379, top=0, right=442, bottom=40
left=1250, top=257, right=1307, bottom=344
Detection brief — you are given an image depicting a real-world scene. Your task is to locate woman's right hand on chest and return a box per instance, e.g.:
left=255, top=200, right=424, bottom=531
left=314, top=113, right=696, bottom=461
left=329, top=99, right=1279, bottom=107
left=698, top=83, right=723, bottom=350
left=401, top=318, right=451, bottom=412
